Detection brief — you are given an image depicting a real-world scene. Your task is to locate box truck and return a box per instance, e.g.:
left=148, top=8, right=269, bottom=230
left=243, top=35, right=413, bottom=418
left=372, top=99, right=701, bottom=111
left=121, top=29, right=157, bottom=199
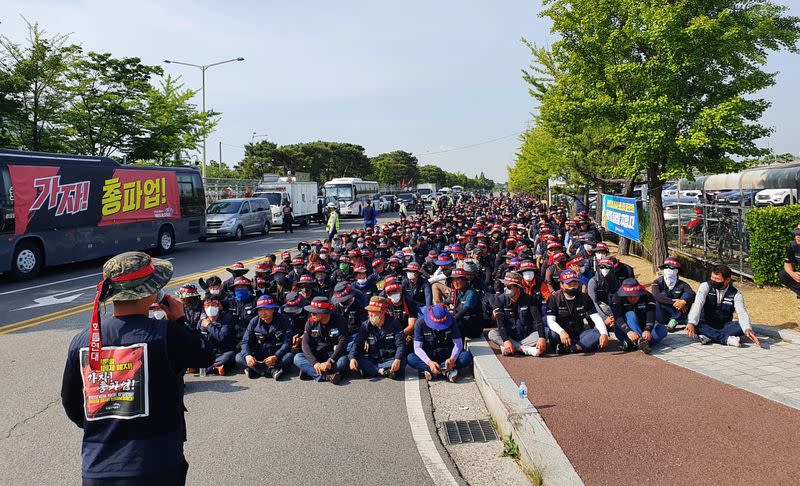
left=253, top=174, right=318, bottom=226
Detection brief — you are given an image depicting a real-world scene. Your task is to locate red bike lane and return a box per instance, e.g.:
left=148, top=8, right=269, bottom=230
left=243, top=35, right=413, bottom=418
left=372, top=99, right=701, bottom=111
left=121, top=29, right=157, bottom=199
left=494, top=342, right=800, bottom=485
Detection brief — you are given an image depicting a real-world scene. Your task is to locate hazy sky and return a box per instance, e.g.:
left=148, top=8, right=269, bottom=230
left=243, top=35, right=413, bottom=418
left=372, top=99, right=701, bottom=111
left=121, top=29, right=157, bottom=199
left=3, top=1, right=799, bottom=181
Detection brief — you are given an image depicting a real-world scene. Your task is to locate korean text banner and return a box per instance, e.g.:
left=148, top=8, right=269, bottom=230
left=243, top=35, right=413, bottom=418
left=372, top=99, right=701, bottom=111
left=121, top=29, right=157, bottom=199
left=601, top=194, right=640, bottom=241
left=8, top=165, right=180, bottom=234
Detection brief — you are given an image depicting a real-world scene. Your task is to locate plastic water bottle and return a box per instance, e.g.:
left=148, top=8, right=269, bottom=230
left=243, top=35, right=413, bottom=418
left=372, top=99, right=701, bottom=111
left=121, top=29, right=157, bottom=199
left=518, top=381, right=528, bottom=399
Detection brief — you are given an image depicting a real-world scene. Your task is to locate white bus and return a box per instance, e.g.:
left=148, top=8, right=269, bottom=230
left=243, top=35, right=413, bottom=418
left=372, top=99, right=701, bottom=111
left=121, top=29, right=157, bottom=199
left=324, top=177, right=380, bottom=217
left=452, top=185, right=464, bottom=196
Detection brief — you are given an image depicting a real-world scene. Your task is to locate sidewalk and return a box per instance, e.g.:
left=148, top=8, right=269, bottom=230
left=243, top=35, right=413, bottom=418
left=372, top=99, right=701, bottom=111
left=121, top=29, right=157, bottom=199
left=475, top=332, right=800, bottom=485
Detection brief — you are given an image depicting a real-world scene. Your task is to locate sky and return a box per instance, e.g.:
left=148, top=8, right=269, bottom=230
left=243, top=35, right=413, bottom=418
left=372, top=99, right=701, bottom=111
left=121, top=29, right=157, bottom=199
left=2, top=0, right=799, bottom=182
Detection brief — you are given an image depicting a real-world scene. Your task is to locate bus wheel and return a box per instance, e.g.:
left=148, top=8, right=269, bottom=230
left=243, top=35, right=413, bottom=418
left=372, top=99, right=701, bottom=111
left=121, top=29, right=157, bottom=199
left=12, top=241, right=43, bottom=281
left=157, top=226, right=175, bottom=255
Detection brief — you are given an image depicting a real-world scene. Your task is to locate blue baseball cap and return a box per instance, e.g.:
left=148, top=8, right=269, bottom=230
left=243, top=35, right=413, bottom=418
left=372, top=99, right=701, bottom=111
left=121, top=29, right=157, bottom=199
left=255, top=295, right=279, bottom=309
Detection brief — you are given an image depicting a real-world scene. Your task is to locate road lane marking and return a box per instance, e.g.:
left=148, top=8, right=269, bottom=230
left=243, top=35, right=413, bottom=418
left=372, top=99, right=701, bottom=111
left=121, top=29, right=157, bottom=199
left=0, top=251, right=291, bottom=334
left=404, top=374, right=460, bottom=486
left=0, top=258, right=174, bottom=296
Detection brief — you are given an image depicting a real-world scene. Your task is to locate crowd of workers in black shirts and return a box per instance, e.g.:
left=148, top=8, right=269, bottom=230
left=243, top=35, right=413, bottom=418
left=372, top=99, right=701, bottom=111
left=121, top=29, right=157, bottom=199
left=164, top=192, right=760, bottom=385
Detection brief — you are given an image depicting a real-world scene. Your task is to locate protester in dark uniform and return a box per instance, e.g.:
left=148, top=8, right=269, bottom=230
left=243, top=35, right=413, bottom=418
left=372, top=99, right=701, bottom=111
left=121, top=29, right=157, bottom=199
left=402, top=262, right=433, bottom=307
left=612, top=278, right=665, bottom=354
left=348, top=296, right=406, bottom=379
left=230, top=276, right=257, bottom=342
left=331, top=283, right=368, bottom=352
left=384, top=279, right=419, bottom=344
left=237, top=295, right=293, bottom=380
left=353, top=265, right=379, bottom=300
left=446, top=268, right=484, bottom=339
left=61, top=251, right=213, bottom=485
left=545, top=270, right=610, bottom=354
left=686, top=265, right=760, bottom=347
left=177, top=284, right=203, bottom=330
left=778, top=226, right=800, bottom=304
left=268, top=266, right=291, bottom=305
left=408, top=304, right=473, bottom=382
left=198, top=299, right=237, bottom=375
left=587, top=256, right=619, bottom=327
left=221, top=262, right=249, bottom=294
left=281, top=292, right=309, bottom=354
left=651, top=258, right=695, bottom=332
left=488, top=272, right=547, bottom=356
left=294, top=296, right=349, bottom=384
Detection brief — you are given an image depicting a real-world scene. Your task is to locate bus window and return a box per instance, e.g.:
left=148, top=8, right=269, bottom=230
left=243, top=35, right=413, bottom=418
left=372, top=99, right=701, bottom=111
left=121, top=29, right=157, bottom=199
left=178, top=172, right=204, bottom=216
left=0, top=166, right=13, bottom=234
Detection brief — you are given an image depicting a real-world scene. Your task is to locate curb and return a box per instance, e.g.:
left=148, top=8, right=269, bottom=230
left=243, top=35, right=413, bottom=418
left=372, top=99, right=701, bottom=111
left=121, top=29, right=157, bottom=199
left=753, top=324, right=800, bottom=343
left=470, top=339, right=583, bottom=486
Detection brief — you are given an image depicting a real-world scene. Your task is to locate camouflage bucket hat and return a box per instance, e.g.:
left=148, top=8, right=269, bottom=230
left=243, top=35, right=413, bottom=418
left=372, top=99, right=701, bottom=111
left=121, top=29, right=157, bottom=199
left=103, top=251, right=173, bottom=301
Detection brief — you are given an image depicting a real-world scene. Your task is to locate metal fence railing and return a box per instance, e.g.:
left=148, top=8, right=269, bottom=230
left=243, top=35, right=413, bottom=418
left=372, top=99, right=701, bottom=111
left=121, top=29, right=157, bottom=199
left=665, top=202, right=752, bottom=278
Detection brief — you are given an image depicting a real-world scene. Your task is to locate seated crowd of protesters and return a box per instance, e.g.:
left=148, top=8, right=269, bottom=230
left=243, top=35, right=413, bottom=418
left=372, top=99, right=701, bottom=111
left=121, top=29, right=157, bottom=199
left=159, top=193, right=759, bottom=385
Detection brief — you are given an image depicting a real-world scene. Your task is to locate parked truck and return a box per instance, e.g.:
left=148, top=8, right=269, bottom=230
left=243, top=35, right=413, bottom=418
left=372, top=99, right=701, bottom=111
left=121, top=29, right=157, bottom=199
left=253, top=174, right=318, bottom=226
left=416, top=183, right=437, bottom=201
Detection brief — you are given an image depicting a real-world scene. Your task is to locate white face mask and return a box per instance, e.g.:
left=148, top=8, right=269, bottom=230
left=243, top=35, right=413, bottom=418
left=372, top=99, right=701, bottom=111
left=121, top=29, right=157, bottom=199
left=209, top=288, right=221, bottom=296
left=503, top=287, right=515, bottom=297
left=583, top=244, right=593, bottom=251
left=389, top=293, right=401, bottom=304
left=357, top=278, right=367, bottom=285
left=406, top=272, right=417, bottom=281
left=205, top=306, right=220, bottom=317
left=595, top=253, right=605, bottom=261
left=600, top=268, right=611, bottom=277
left=522, top=271, right=535, bottom=282
left=662, top=268, right=678, bottom=279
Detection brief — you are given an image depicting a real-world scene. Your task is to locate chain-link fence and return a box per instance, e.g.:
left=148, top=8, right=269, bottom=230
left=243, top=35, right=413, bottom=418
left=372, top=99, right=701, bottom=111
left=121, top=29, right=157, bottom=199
left=203, top=178, right=259, bottom=205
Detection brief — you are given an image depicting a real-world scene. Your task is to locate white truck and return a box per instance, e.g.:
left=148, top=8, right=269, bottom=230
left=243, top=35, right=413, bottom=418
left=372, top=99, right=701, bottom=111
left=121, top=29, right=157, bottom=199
left=416, top=183, right=437, bottom=201
left=253, top=174, right=318, bottom=226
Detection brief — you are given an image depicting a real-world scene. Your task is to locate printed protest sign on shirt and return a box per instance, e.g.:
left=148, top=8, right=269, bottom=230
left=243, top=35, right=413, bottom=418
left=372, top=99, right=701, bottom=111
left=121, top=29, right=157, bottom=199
left=79, top=343, right=149, bottom=421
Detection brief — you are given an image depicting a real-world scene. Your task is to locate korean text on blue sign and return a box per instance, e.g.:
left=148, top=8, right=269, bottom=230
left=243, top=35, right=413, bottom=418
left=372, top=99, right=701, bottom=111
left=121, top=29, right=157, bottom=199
left=601, top=195, right=640, bottom=241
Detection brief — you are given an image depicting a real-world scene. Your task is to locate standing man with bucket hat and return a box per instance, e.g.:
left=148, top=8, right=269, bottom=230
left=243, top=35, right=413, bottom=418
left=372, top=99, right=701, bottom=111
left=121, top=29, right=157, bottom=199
left=61, top=251, right=213, bottom=485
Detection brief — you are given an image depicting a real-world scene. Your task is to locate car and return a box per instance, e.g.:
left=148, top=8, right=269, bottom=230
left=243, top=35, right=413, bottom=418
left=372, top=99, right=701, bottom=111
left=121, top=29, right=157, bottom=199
left=383, top=194, right=397, bottom=211
left=396, top=192, right=414, bottom=204
left=663, top=196, right=700, bottom=222
left=715, top=189, right=758, bottom=206
left=378, top=196, right=392, bottom=212
left=202, top=197, right=273, bottom=241
left=755, top=188, right=797, bottom=207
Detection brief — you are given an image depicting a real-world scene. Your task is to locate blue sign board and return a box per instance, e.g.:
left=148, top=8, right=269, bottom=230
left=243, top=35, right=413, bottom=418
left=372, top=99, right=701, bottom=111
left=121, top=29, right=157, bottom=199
left=601, top=194, right=640, bottom=241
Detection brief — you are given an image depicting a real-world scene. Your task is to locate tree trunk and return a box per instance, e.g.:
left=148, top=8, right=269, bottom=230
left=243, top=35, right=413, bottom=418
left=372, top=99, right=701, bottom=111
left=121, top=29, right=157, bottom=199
left=647, top=165, right=668, bottom=273
left=594, top=184, right=603, bottom=224
left=618, top=177, right=635, bottom=255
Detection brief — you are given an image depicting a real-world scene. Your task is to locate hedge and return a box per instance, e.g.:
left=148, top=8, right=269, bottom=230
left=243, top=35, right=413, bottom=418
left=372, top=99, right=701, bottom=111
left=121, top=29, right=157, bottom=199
left=745, top=204, right=800, bottom=285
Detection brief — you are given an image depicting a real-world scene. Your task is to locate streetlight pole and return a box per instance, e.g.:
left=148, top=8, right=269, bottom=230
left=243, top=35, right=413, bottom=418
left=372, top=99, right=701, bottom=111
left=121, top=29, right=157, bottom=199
left=163, top=57, right=244, bottom=178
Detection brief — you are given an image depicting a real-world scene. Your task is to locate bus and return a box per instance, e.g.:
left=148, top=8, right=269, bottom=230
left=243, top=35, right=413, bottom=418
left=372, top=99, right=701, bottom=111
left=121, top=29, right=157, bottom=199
left=323, top=177, right=380, bottom=217
left=452, top=185, right=464, bottom=196
left=0, top=149, right=206, bottom=280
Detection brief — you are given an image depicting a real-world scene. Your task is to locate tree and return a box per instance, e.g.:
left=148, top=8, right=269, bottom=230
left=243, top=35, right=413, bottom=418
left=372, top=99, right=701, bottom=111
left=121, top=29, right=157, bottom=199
left=0, top=19, right=79, bottom=151
left=418, top=164, right=447, bottom=187
left=239, top=139, right=283, bottom=179
left=205, top=160, right=242, bottom=179
left=509, top=124, right=567, bottom=195
left=61, top=52, right=162, bottom=156
left=370, top=150, right=419, bottom=185
left=128, top=75, right=218, bottom=163
left=530, top=0, right=799, bottom=270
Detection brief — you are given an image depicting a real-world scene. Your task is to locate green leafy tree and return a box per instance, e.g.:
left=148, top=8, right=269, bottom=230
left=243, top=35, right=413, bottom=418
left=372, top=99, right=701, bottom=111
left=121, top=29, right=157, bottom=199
left=418, top=164, right=447, bottom=187
left=530, top=0, right=799, bottom=270
left=370, top=150, right=419, bottom=185
left=0, top=19, right=79, bottom=151
left=61, top=52, right=162, bottom=156
left=128, top=75, right=217, bottom=162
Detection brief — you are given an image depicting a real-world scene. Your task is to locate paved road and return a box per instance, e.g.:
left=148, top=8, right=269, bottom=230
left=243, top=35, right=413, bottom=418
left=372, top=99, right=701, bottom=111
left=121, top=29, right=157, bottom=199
left=0, top=215, right=463, bottom=485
